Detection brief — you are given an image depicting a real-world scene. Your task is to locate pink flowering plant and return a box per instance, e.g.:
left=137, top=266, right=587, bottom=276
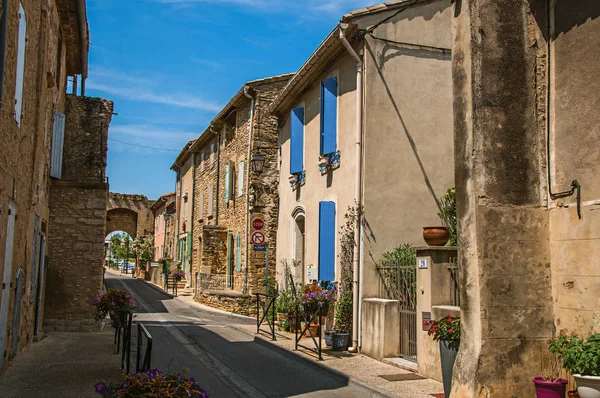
left=298, top=283, right=337, bottom=309
left=95, top=368, right=207, bottom=397
left=424, top=314, right=461, bottom=344
left=92, top=289, right=137, bottom=328
left=172, top=268, right=185, bottom=282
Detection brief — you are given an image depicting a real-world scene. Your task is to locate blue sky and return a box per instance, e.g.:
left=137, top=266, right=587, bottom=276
left=86, top=0, right=375, bottom=200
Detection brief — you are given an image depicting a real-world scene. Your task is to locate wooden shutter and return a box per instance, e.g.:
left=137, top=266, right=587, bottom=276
left=208, top=184, right=213, bottom=216
left=200, top=152, right=205, bottom=172
left=14, top=2, right=26, bottom=127
left=29, top=216, right=39, bottom=302
left=227, top=233, right=233, bottom=287
left=224, top=162, right=230, bottom=201
left=318, top=201, right=336, bottom=281
left=290, top=107, right=304, bottom=174
left=50, top=112, right=65, bottom=178
left=199, top=189, right=204, bottom=220
left=235, top=234, right=241, bottom=272
left=320, top=77, right=338, bottom=155
left=187, top=232, right=192, bottom=267
left=238, top=161, right=244, bottom=197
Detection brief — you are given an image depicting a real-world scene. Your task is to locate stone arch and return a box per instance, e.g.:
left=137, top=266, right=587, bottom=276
left=106, top=208, right=138, bottom=238
left=106, top=193, right=154, bottom=239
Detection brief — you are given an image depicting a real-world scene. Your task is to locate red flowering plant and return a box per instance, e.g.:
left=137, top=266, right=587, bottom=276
left=93, top=289, right=137, bottom=328
left=95, top=368, right=207, bottom=398
left=424, top=314, right=461, bottom=345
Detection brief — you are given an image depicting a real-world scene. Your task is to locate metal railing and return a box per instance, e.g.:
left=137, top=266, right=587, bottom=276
left=375, top=264, right=399, bottom=300
left=448, top=256, right=460, bottom=307
left=113, top=311, right=133, bottom=374
left=136, top=323, right=153, bottom=373
left=255, top=293, right=276, bottom=341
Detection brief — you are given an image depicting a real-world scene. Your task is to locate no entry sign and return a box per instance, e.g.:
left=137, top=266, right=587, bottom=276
left=252, top=218, right=265, bottom=230
left=251, top=231, right=265, bottom=245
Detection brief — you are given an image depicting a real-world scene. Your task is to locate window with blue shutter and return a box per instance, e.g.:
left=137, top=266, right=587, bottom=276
left=14, top=2, right=26, bottom=127
left=320, top=77, right=337, bottom=155
left=290, top=107, right=304, bottom=174
left=235, top=234, right=241, bottom=272
left=50, top=112, right=65, bottom=178
left=318, top=201, right=336, bottom=281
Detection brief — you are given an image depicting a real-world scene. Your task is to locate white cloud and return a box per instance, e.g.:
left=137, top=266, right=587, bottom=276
left=87, top=80, right=223, bottom=112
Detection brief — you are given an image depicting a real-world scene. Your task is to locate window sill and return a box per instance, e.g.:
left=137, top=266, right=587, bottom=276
left=319, top=150, right=341, bottom=174
left=289, top=170, right=306, bottom=190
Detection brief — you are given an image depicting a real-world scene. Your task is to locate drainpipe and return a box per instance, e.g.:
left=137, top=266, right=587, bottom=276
left=189, top=152, right=196, bottom=288
left=0, top=0, right=8, bottom=113
left=210, top=125, right=220, bottom=225
left=242, top=85, right=256, bottom=294
left=340, top=23, right=363, bottom=353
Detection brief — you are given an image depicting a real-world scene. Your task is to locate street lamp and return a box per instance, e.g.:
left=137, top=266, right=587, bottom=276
left=251, top=152, right=266, bottom=175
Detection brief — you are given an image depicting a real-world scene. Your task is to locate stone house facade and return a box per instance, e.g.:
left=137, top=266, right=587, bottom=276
left=180, top=74, right=291, bottom=313
left=151, top=192, right=175, bottom=262
left=0, top=0, right=111, bottom=371
left=450, top=0, right=600, bottom=396
left=269, top=0, right=453, bottom=362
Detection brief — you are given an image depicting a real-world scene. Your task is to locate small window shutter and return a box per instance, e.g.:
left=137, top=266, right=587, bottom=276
left=208, top=184, right=213, bottom=216
left=29, top=215, right=39, bottom=302
left=235, top=234, right=241, bottom=272
left=320, top=77, right=338, bottom=155
left=199, top=189, right=204, bottom=220
left=227, top=233, right=233, bottom=287
left=187, top=232, right=192, bottom=264
left=238, top=161, right=244, bottom=197
left=318, top=201, right=336, bottom=281
left=14, top=3, right=26, bottom=127
left=224, top=163, right=230, bottom=201
left=290, top=107, right=304, bottom=174
left=50, top=112, right=65, bottom=178
left=200, top=152, right=205, bottom=172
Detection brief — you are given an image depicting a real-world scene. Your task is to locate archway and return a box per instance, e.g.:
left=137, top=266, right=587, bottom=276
left=105, top=230, right=134, bottom=274
left=106, top=208, right=138, bottom=238
left=292, top=207, right=306, bottom=285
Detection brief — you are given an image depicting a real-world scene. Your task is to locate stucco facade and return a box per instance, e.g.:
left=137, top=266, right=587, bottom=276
left=450, top=0, right=600, bottom=396
left=270, top=0, right=453, bottom=361
left=151, top=192, right=175, bottom=262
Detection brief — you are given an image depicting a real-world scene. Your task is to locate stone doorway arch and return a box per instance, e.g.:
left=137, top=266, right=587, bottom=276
left=106, top=193, right=154, bottom=239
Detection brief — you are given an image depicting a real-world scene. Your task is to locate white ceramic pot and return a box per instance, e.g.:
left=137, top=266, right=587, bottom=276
left=288, top=175, right=298, bottom=184
left=575, top=375, right=600, bottom=398
left=318, top=157, right=329, bottom=167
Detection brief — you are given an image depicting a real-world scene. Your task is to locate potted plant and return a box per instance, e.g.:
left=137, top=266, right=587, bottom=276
left=332, top=290, right=352, bottom=351
left=173, top=268, right=185, bottom=282
left=532, top=345, right=568, bottom=398
left=549, top=334, right=600, bottom=398
left=289, top=174, right=298, bottom=185
left=93, top=289, right=137, bottom=328
left=298, top=282, right=336, bottom=317
left=95, top=368, right=207, bottom=397
left=425, top=314, right=461, bottom=397
left=423, top=187, right=456, bottom=246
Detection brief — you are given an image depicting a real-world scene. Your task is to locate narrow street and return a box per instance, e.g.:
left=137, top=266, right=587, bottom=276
left=104, top=272, right=366, bottom=397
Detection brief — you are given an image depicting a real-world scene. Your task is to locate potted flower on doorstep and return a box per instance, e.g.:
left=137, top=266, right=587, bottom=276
left=172, top=268, right=185, bottom=282
left=425, top=314, right=460, bottom=397
left=549, top=334, right=600, bottom=398
left=93, top=289, right=137, bottom=328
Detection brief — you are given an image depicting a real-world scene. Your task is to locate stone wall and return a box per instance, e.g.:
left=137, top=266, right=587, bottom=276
left=45, top=96, right=113, bottom=329
left=195, top=292, right=256, bottom=317
left=0, top=0, right=70, bottom=369
left=202, top=226, right=228, bottom=274
left=107, top=193, right=154, bottom=238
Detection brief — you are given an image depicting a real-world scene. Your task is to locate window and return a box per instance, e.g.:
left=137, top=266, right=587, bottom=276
left=199, top=189, right=204, bottom=221
left=235, top=234, right=241, bottom=272
left=238, top=161, right=244, bottom=197
left=200, top=151, right=205, bottom=172
left=290, top=107, right=305, bottom=174
left=224, top=160, right=234, bottom=202
left=50, top=112, right=66, bottom=178
left=318, top=201, right=335, bottom=281
left=15, top=2, right=26, bottom=127
left=208, top=184, right=213, bottom=217
left=320, top=77, right=338, bottom=155
left=210, top=143, right=215, bottom=164
left=183, top=195, right=188, bottom=220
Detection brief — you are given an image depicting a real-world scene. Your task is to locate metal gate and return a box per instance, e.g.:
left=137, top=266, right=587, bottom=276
left=398, top=262, right=417, bottom=361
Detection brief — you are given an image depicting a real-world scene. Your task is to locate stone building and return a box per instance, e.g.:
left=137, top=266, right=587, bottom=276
left=177, top=74, right=292, bottom=315
left=0, top=0, right=111, bottom=370
left=151, top=192, right=175, bottom=262
left=450, top=0, right=600, bottom=396
left=269, top=0, right=453, bottom=361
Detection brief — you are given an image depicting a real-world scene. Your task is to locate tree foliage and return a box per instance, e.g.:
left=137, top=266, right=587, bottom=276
left=132, top=235, right=154, bottom=266
left=109, top=233, right=130, bottom=260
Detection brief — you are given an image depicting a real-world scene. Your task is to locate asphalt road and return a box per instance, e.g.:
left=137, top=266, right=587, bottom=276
left=104, top=273, right=366, bottom=397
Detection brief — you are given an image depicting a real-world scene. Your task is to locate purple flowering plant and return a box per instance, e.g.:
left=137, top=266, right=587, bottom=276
left=298, top=283, right=337, bottom=308
left=92, top=289, right=137, bottom=328
left=95, top=368, right=208, bottom=397
left=172, top=268, right=185, bottom=282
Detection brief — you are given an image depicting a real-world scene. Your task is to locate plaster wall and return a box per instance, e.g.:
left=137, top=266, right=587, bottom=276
left=153, top=200, right=166, bottom=261
left=276, top=53, right=358, bottom=285
left=359, top=0, right=453, bottom=300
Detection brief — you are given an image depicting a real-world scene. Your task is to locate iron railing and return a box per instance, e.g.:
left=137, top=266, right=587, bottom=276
left=113, top=311, right=133, bottom=374
left=375, top=264, right=399, bottom=300
left=448, top=256, right=460, bottom=307
left=255, top=293, right=276, bottom=341
left=136, top=323, right=153, bottom=373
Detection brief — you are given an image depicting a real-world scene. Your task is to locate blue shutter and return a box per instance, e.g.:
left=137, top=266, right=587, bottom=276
left=29, top=216, right=39, bottom=302
left=290, top=108, right=304, bottom=174
left=14, top=3, right=26, bottom=127
left=318, top=201, right=336, bottom=281
left=227, top=233, right=233, bottom=287
left=320, top=77, right=337, bottom=155
left=224, top=163, right=230, bottom=200
left=50, top=112, right=65, bottom=178
left=235, top=234, right=241, bottom=272
left=238, top=161, right=244, bottom=197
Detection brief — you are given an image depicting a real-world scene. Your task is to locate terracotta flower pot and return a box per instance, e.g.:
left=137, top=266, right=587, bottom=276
left=305, top=323, right=319, bottom=338
left=568, top=391, right=581, bottom=398
left=423, top=226, right=450, bottom=246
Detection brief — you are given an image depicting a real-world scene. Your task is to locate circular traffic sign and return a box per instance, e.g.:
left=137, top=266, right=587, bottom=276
left=251, top=231, right=265, bottom=245
left=252, top=218, right=265, bottom=230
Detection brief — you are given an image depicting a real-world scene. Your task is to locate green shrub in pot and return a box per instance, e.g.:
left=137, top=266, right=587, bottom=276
left=550, top=334, right=600, bottom=398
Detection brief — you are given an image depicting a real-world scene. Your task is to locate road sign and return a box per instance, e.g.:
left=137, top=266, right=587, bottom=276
left=253, top=245, right=266, bottom=251
left=252, top=218, right=265, bottom=230
left=251, top=231, right=265, bottom=245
